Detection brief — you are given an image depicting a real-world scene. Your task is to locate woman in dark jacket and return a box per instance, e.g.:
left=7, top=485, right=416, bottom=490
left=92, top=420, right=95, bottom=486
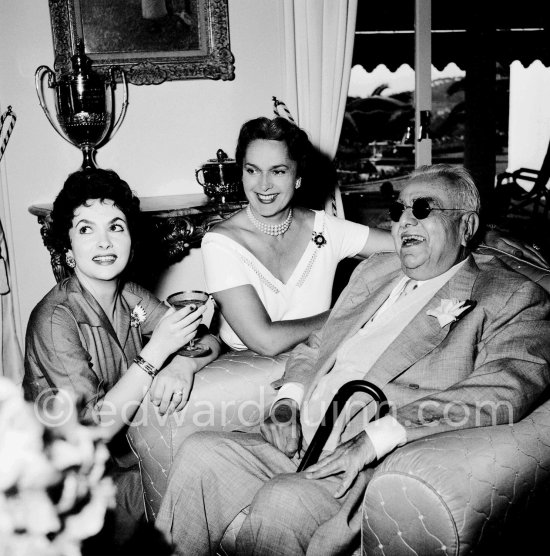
left=23, top=168, right=220, bottom=548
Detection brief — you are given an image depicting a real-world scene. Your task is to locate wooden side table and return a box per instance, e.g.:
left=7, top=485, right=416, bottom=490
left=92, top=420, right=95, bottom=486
left=29, top=193, right=247, bottom=284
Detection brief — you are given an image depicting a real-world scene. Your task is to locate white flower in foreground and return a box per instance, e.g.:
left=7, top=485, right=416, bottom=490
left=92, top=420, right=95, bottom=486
left=0, top=376, right=115, bottom=556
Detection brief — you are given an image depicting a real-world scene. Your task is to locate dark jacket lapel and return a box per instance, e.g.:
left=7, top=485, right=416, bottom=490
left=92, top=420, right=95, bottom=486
left=117, top=293, right=133, bottom=350
left=67, top=276, right=116, bottom=335
left=119, top=286, right=146, bottom=350
left=66, top=276, right=143, bottom=352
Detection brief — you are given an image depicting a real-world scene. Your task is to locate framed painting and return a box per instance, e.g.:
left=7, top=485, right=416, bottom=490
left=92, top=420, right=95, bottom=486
left=48, top=0, right=235, bottom=85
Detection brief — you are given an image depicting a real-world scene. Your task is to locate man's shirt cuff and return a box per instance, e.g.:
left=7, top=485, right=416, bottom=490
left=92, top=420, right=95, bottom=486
left=271, top=382, right=305, bottom=412
left=365, top=415, right=407, bottom=459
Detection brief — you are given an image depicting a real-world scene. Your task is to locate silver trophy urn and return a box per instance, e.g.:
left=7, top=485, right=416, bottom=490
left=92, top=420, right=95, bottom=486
left=35, top=40, right=128, bottom=169
left=195, top=149, right=243, bottom=203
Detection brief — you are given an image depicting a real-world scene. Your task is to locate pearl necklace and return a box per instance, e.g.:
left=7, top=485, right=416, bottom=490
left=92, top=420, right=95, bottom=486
left=246, top=205, right=293, bottom=236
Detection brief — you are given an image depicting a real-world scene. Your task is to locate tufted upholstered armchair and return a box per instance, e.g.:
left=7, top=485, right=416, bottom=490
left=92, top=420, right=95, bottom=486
left=359, top=246, right=550, bottom=555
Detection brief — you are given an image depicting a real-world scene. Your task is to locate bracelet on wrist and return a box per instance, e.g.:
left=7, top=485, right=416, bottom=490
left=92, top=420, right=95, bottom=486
left=134, top=355, right=159, bottom=378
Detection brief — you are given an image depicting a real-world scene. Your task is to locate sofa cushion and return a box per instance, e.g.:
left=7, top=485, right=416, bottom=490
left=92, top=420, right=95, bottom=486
left=127, top=350, right=288, bottom=519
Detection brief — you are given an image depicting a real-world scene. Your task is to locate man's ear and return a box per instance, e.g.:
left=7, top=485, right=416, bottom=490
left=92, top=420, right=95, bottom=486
left=461, top=212, right=479, bottom=246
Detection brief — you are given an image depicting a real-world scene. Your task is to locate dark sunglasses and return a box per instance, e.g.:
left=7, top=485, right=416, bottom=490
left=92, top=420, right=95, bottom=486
left=389, top=198, right=462, bottom=222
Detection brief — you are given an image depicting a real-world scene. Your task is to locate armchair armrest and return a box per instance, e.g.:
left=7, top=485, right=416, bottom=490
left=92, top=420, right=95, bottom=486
left=361, top=398, right=550, bottom=555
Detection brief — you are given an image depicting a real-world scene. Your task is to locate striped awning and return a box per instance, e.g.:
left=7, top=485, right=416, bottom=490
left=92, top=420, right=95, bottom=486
left=353, top=0, right=550, bottom=71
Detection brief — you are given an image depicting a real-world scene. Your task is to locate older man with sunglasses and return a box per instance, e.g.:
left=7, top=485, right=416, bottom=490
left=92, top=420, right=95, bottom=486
left=156, top=164, right=550, bottom=556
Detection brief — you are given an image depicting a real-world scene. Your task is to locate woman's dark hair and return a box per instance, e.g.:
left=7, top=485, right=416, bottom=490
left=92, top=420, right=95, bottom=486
left=235, top=117, right=312, bottom=178
left=235, top=116, right=336, bottom=209
left=50, top=168, right=141, bottom=254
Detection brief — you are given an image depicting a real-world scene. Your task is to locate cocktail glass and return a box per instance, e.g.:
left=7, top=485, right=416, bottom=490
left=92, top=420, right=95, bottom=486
left=166, top=290, right=211, bottom=357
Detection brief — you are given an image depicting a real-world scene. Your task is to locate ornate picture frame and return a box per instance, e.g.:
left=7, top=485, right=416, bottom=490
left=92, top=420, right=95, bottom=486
left=48, top=0, right=235, bottom=85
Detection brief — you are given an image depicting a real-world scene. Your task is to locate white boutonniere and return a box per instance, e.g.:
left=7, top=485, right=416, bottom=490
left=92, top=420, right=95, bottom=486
left=130, top=304, right=146, bottom=328
left=426, top=298, right=474, bottom=328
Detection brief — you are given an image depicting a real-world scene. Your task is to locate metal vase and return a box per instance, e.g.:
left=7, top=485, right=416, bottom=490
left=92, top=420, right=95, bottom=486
left=35, top=41, right=128, bottom=170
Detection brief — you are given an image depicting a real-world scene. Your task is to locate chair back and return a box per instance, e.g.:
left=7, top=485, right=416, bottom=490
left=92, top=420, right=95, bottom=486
left=476, top=245, right=550, bottom=292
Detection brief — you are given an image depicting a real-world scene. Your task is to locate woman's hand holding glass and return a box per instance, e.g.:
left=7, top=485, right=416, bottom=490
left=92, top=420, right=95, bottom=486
left=166, top=291, right=212, bottom=357
left=144, top=302, right=207, bottom=369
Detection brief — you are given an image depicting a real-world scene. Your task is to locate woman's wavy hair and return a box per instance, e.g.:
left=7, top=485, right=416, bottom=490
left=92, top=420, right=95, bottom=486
left=235, top=116, right=312, bottom=177
left=49, top=168, right=141, bottom=255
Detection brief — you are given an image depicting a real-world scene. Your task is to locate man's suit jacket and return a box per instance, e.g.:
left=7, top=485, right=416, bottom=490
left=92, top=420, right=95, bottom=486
left=282, top=251, right=550, bottom=443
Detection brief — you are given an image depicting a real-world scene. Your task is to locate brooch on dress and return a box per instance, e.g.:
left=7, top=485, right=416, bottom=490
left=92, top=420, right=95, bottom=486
left=311, top=231, right=327, bottom=248
left=130, top=304, right=147, bottom=328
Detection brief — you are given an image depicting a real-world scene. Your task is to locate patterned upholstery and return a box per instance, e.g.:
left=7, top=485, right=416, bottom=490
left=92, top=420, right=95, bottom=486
left=361, top=247, right=550, bottom=555
left=362, top=399, right=550, bottom=555
left=475, top=244, right=550, bottom=291
left=127, top=350, right=288, bottom=519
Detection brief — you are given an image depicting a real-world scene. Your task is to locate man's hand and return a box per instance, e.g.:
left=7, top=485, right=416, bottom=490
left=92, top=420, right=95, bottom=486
left=260, top=399, right=302, bottom=458
left=149, top=355, right=197, bottom=415
left=305, top=431, right=376, bottom=498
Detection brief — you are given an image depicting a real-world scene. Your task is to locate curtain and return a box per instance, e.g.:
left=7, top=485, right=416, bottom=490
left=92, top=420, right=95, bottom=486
left=0, top=218, right=24, bottom=386
left=280, top=0, right=358, bottom=217
left=508, top=60, right=550, bottom=186
left=0, top=105, right=23, bottom=385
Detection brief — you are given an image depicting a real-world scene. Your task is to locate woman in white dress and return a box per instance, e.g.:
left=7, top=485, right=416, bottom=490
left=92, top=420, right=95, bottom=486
left=202, top=116, right=395, bottom=356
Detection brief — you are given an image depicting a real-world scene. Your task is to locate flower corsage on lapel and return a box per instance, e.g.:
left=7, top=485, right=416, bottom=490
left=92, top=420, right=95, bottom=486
left=426, top=298, right=475, bottom=328
left=130, top=304, right=147, bottom=328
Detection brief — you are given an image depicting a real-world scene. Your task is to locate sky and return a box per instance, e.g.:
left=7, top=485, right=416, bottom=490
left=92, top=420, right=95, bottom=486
left=348, top=63, right=466, bottom=97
